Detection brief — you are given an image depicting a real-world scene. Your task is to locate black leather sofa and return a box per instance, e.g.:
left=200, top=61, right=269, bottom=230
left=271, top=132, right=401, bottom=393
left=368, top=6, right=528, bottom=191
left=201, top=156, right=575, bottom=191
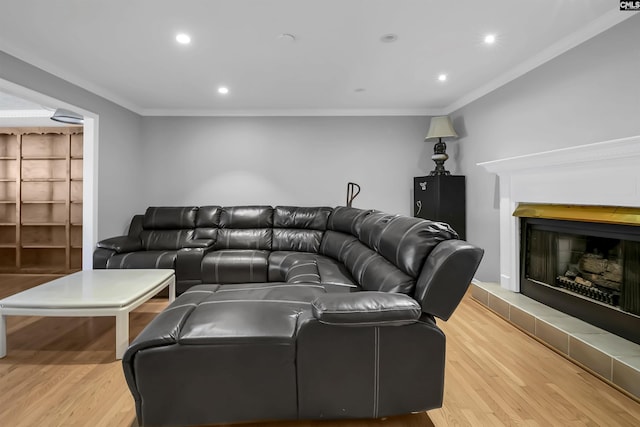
left=98, top=205, right=483, bottom=426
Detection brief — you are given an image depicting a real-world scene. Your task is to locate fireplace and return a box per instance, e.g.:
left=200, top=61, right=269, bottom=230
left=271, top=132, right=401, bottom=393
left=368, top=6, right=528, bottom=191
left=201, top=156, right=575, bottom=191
left=478, top=134, right=640, bottom=344
left=517, top=204, right=640, bottom=344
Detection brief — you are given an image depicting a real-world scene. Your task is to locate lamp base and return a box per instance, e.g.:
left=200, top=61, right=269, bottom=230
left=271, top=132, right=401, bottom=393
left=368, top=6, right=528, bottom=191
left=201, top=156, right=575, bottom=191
left=429, top=139, right=450, bottom=176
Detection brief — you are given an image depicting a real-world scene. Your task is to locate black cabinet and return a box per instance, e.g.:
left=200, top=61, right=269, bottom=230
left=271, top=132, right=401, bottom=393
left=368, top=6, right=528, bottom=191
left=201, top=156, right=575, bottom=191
left=413, top=175, right=466, bottom=240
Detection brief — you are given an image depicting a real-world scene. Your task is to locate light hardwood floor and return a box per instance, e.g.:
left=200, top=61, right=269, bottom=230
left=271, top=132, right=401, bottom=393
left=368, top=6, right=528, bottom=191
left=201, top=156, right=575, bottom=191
left=1, top=274, right=639, bottom=427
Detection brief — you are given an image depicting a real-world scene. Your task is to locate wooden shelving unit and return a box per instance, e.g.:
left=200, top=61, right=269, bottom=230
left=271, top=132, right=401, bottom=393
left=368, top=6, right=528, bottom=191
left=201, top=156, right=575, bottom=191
left=0, top=127, right=83, bottom=273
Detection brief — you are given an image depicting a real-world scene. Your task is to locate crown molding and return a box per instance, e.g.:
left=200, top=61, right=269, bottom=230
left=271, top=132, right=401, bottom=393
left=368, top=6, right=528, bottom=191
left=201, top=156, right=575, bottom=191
left=443, top=10, right=638, bottom=115
left=477, top=134, right=640, bottom=175
left=140, top=107, right=444, bottom=117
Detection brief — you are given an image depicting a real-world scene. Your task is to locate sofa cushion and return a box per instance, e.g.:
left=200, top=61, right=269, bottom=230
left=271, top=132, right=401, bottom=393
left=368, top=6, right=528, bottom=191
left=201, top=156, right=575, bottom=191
left=272, top=229, right=323, bottom=252
left=342, top=240, right=415, bottom=294
left=311, top=292, right=421, bottom=326
left=142, top=206, right=198, bottom=229
left=322, top=232, right=415, bottom=294
left=268, top=251, right=318, bottom=282
left=326, top=206, right=374, bottom=236
left=106, top=251, right=177, bottom=269
left=215, top=228, right=272, bottom=250
left=320, top=230, right=359, bottom=261
left=268, top=251, right=357, bottom=290
left=194, top=205, right=222, bottom=239
left=179, top=283, right=325, bottom=344
left=358, top=212, right=459, bottom=278
left=202, top=249, right=270, bottom=283
left=273, top=206, right=332, bottom=230
left=219, top=206, right=273, bottom=229
left=140, top=229, right=195, bottom=250
left=285, top=260, right=321, bottom=284
left=315, top=257, right=358, bottom=291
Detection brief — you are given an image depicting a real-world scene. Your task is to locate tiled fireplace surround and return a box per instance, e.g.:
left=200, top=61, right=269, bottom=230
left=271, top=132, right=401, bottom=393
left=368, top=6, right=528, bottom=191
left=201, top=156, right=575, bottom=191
left=476, top=135, right=640, bottom=400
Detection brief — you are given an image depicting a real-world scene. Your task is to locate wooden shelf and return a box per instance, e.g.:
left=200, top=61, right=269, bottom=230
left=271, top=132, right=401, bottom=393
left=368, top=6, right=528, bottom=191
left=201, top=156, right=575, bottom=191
left=22, top=200, right=66, bottom=204
left=22, top=156, right=67, bottom=160
left=2, top=127, right=82, bottom=273
left=22, top=178, right=67, bottom=182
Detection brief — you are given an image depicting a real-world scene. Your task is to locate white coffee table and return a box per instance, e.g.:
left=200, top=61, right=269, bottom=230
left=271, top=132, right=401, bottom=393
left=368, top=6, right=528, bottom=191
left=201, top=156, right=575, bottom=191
left=0, top=269, right=175, bottom=360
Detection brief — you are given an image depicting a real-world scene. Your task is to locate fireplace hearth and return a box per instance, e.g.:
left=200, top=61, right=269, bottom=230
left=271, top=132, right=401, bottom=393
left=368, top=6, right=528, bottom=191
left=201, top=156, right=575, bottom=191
left=518, top=206, right=640, bottom=345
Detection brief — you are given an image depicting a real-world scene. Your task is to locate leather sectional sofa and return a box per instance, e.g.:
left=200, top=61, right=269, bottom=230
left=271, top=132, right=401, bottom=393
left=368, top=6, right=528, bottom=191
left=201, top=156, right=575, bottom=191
left=95, top=205, right=483, bottom=426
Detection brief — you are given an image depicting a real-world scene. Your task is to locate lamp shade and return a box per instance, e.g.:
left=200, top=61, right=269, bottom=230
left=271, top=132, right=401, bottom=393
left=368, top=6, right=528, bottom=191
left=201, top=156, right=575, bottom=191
left=50, top=108, right=84, bottom=125
left=425, top=116, right=457, bottom=140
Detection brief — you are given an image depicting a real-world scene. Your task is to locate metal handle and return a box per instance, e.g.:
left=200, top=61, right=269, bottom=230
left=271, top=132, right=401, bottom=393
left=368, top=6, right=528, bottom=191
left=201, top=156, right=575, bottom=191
left=346, top=182, right=361, bottom=207
left=416, top=200, right=422, bottom=216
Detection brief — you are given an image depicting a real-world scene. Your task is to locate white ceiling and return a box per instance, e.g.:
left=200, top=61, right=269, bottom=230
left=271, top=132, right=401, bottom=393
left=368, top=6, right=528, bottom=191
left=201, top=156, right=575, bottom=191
left=0, top=1, right=634, bottom=116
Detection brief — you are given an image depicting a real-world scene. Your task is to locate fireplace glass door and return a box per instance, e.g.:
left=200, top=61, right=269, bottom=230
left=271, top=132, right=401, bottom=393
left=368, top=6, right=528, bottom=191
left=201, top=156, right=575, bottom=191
left=521, top=218, right=640, bottom=344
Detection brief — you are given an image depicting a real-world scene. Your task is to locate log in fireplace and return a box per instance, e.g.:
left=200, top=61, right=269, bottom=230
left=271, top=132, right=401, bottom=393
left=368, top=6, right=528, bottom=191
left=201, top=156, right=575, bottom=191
left=517, top=204, right=640, bottom=345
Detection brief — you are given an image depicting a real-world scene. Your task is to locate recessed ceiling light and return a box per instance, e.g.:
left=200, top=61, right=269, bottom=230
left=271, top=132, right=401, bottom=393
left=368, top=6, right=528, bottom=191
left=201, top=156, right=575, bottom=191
left=176, top=33, right=191, bottom=44
left=217, top=86, right=229, bottom=95
left=380, top=33, right=398, bottom=43
left=484, top=34, right=497, bottom=44
left=438, top=74, right=448, bottom=82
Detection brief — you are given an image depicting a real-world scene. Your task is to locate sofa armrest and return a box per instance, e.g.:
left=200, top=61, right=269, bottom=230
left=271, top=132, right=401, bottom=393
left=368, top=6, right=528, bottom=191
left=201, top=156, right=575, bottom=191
left=414, top=240, right=484, bottom=321
left=96, top=236, right=143, bottom=253
left=182, top=238, right=215, bottom=249
left=311, top=292, right=421, bottom=326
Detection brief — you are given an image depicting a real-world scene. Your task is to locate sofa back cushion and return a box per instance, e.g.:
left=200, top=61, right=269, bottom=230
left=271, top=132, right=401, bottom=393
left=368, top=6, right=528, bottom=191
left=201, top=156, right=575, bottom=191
left=215, top=229, right=272, bottom=250
left=219, top=206, right=273, bottom=228
left=273, top=206, right=332, bottom=230
left=272, top=206, right=332, bottom=252
left=214, top=206, right=274, bottom=250
left=320, top=230, right=415, bottom=294
left=141, top=229, right=195, bottom=250
left=358, top=212, right=459, bottom=278
left=326, top=206, right=374, bottom=236
left=194, top=205, right=222, bottom=239
left=140, top=207, right=198, bottom=250
left=142, top=207, right=198, bottom=229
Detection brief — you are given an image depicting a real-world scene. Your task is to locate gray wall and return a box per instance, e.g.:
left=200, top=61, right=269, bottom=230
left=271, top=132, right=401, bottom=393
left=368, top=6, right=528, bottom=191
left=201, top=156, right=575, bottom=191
left=0, top=51, right=144, bottom=239
left=453, top=15, right=640, bottom=282
left=140, top=116, right=435, bottom=215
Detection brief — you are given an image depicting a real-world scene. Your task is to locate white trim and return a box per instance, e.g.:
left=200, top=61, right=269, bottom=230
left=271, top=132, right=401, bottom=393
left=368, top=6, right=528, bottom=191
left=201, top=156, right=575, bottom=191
left=140, top=107, right=443, bottom=117
left=0, top=78, right=99, bottom=270
left=443, top=10, right=637, bottom=115
left=478, top=134, right=640, bottom=292
left=477, top=134, right=640, bottom=174
left=0, top=109, right=52, bottom=118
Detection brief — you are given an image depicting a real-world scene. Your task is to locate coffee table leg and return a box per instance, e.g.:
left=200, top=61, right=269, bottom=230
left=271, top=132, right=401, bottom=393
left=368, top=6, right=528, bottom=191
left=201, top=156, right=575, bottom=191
left=115, top=311, right=129, bottom=360
left=0, top=314, right=6, bottom=358
left=169, top=279, right=176, bottom=303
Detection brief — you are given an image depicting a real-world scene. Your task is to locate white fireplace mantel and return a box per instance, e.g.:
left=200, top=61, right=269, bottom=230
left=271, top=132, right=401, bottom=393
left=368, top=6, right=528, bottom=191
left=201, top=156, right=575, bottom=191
left=478, top=135, right=640, bottom=291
